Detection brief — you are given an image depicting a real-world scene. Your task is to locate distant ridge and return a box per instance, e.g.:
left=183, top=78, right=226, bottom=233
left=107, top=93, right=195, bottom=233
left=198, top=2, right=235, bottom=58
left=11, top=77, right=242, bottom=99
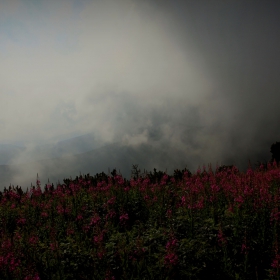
left=0, top=142, right=191, bottom=191
left=0, top=132, right=105, bottom=165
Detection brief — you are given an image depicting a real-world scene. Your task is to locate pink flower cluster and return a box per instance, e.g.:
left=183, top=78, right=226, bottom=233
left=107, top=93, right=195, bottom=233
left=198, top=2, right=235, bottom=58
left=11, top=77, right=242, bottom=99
left=217, top=229, right=227, bottom=247
left=120, top=213, right=129, bottom=225
left=164, top=235, right=178, bottom=268
left=24, top=274, right=40, bottom=280
left=0, top=252, right=21, bottom=273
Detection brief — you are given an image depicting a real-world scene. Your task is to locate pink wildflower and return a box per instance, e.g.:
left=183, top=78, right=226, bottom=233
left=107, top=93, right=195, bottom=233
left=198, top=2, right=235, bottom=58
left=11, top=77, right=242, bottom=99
left=144, top=195, right=149, bottom=201
left=41, top=212, right=48, bottom=218
left=241, top=243, right=249, bottom=254
left=271, top=254, right=280, bottom=269
left=97, top=249, right=106, bottom=259
left=120, top=213, right=129, bottom=224
left=50, top=242, right=58, bottom=251
left=107, top=196, right=116, bottom=205
left=164, top=252, right=178, bottom=267
left=29, top=235, right=39, bottom=246
left=65, top=225, right=74, bottom=235
left=106, top=210, right=116, bottom=220
left=82, top=225, right=90, bottom=234
left=9, top=258, right=21, bottom=272
left=14, top=231, right=21, bottom=241
left=166, top=209, right=172, bottom=218
left=211, top=184, right=220, bottom=193
left=90, top=214, right=101, bottom=225
left=24, top=274, right=40, bottom=280
left=181, top=195, right=186, bottom=206
left=166, top=238, right=178, bottom=250
left=94, top=233, right=104, bottom=244
left=270, top=207, right=280, bottom=223
left=105, top=270, right=115, bottom=280
left=16, top=218, right=26, bottom=226
left=76, top=214, right=83, bottom=221
left=217, top=229, right=227, bottom=246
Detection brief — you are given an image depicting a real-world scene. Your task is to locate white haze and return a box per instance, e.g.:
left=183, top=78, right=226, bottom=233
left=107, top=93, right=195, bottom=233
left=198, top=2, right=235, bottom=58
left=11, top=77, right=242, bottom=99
left=0, top=0, right=279, bottom=190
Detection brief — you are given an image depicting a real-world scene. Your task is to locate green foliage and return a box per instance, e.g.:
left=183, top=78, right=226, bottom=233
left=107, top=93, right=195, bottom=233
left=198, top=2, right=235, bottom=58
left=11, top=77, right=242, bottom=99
left=0, top=164, right=280, bottom=279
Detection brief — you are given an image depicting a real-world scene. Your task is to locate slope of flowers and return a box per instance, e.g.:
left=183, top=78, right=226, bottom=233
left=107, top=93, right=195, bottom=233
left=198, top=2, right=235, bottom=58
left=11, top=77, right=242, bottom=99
left=0, top=162, right=280, bottom=279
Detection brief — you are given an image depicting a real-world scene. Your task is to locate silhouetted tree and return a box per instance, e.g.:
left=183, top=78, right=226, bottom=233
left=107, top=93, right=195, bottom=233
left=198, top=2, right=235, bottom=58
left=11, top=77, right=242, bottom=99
left=111, top=169, right=117, bottom=177
left=173, top=168, right=192, bottom=181
left=131, top=164, right=141, bottom=179
left=216, top=165, right=239, bottom=175
left=270, top=141, right=280, bottom=165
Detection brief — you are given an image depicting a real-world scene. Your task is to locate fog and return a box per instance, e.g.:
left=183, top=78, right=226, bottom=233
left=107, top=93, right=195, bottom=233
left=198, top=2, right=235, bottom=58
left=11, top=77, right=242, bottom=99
left=0, top=0, right=280, bottom=190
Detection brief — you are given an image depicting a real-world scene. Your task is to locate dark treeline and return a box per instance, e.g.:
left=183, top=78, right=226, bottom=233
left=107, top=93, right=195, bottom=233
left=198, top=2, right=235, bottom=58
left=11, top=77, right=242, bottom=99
left=1, top=141, right=280, bottom=199
left=254, top=141, right=280, bottom=170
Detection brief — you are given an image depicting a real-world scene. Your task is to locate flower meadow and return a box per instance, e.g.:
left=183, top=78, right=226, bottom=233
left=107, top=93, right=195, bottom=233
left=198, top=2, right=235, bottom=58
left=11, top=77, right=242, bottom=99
left=1, top=162, right=280, bottom=279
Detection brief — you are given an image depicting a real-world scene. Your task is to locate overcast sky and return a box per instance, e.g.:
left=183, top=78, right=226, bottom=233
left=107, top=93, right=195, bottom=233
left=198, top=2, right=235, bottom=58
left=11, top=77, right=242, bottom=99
left=1, top=0, right=280, bottom=176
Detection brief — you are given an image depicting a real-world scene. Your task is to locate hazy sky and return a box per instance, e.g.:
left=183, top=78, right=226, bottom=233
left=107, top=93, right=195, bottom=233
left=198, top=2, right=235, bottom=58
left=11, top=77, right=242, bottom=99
left=1, top=0, right=280, bottom=173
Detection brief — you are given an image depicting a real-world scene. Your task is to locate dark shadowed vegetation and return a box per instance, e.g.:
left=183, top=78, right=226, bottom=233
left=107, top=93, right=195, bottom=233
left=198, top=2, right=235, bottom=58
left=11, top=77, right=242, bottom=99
left=0, top=143, right=280, bottom=279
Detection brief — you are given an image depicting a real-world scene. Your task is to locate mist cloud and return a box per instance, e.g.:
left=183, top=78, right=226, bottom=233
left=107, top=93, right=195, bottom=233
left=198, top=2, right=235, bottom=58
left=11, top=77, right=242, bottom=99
left=0, top=0, right=280, bottom=188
